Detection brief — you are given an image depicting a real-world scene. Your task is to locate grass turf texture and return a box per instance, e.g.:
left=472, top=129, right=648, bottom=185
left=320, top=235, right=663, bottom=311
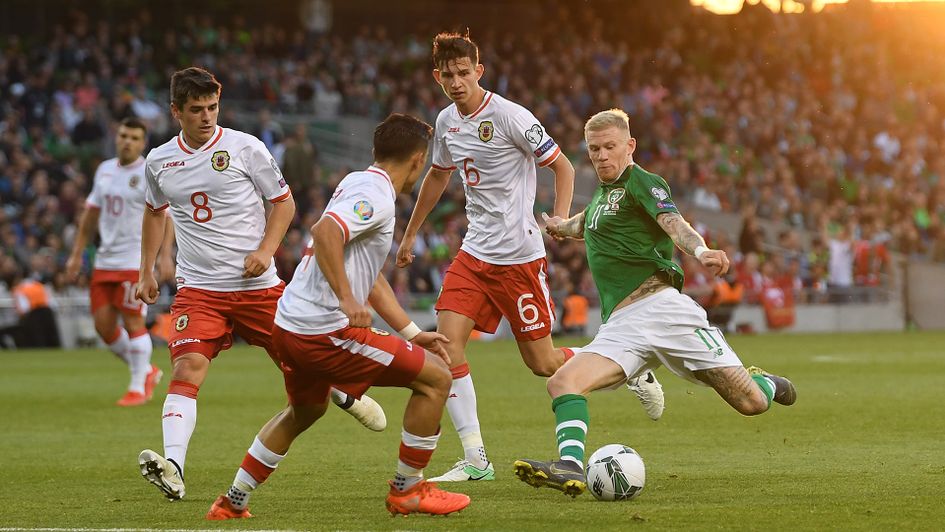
left=1, top=331, right=943, bottom=531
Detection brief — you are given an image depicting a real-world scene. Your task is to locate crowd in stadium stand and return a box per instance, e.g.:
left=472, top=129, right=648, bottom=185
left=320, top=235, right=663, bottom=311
left=2, top=3, right=943, bottom=319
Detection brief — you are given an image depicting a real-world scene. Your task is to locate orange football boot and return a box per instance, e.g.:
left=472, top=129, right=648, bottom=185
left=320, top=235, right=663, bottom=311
left=116, top=391, right=147, bottom=406
left=206, top=494, right=253, bottom=520
left=143, top=365, right=163, bottom=400
left=385, top=480, right=470, bottom=516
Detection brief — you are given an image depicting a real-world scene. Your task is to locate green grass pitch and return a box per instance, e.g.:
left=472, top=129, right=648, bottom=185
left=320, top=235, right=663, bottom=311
left=1, top=331, right=944, bottom=531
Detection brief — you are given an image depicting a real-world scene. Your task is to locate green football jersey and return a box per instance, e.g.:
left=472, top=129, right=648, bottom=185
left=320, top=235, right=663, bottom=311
left=583, top=164, right=684, bottom=323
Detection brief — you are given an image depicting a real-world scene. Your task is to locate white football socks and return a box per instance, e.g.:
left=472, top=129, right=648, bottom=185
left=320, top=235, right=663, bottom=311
left=106, top=328, right=130, bottom=364
left=446, top=374, right=489, bottom=469
left=127, top=331, right=152, bottom=394
left=162, top=393, right=197, bottom=476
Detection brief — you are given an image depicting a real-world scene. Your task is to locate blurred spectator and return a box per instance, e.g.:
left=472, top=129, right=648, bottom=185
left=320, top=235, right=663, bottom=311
left=281, top=124, right=317, bottom=189
left=560, top=283, right=589, bottom=336
left=9, top=270, right=61, bottom=348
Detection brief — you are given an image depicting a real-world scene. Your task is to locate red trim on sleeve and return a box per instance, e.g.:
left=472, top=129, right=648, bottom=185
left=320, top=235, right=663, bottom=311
left=324, top=212, right=350, bottom=242
left=85, top=203, right=102, bottom=211
left=431, top=163, right=457, bottom=171
left=146, top=202, right=169, bottom=212
left=537, top=146, right=562, bottom=168
left=269, top=190, right=291, bottom=203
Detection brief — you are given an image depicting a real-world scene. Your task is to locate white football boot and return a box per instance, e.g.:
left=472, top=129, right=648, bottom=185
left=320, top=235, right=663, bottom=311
left=339, top=393, right=387, bottom=432
left=429, top=459, right=495, bottom=482
left=138, top=449, right=185, bottom=500
left=627, top=371, right=665, bottom=420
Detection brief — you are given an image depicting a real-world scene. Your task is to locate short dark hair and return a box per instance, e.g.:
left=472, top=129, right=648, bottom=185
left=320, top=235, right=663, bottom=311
left=119, top=117, right=148, bottom=135
left=170, top=67, right=222, bottom=109
left=432, top=31, right=479, bottom=70
left=373, top=113, right=433, bottom=162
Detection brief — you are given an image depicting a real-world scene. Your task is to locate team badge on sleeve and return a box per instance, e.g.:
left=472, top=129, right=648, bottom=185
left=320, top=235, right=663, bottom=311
left=478, top=121, right=494, bottom=142
left=525, top=124, right=543, bottom=145
left=211, top=150, right=230, bottom=172
left=650, top=187, right=669, bottom=201
left=353, top=200, right=374, bottom=221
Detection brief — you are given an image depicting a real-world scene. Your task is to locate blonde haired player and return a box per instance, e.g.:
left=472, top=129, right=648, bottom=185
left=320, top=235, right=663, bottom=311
left=514, top=109, right=796, bottom=496
left=65, top=117, right=171, bottom=406
left=397, top=32, right=664, bottom=483
left=135, top=67, right=385, bottom=501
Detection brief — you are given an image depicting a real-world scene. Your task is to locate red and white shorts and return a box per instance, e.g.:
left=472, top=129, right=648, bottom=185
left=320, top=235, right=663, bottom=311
left=90, top=269, right=146, bottom=316
left=271, top=325, right=425, bottom=406
left=435, top=250, right=555, bottom=341
left=167, top=284, right=284, bottom=359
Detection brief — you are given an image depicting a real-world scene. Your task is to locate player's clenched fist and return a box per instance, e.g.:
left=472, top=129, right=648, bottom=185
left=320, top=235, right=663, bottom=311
left=136, top=272, right=159, bottom=304
left=64, top=255, right=82, bottom=283
left=395, top=235, right=415, bottom=268
left=698, top=248, right=731, bottom=277
left=340, top=297, right=372, bottom=328
left=243, top=250, right=271, bottom=278
left=412, top=331, right=452, bottom=366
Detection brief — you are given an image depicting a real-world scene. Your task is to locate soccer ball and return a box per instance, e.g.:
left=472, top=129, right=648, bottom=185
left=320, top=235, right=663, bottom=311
left=585, top=444, right=646, bottom=501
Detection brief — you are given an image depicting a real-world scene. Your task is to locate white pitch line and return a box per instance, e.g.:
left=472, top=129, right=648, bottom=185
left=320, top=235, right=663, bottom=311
left=0, top=528, right=299, bottom=532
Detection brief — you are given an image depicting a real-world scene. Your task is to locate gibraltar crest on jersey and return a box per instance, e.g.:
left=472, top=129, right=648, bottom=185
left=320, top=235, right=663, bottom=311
left=211, top=150, right=230, bottom=172
left=128, top=175, right=140, bottom=188
left=370, top=327, right=390, bottom=336
left=478, top=121, right=494, bottom=142
left=353, top=200, right=374, bottom=221
left=175, top=314, right=189, bottom=332
left=650, top=187, right=669, bottom=201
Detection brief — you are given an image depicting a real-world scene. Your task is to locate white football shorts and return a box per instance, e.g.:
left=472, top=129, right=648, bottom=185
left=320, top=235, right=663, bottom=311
left=578, top=288, right=743, bottom=386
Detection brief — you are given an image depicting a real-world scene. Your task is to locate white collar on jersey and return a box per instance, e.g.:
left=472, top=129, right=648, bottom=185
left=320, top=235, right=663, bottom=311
left=456, top=90, right=493, bottom=120
left=117, top=156, right=145, bottom=169
left=365, top=165, right=396, bottom=199
left=177, top=126, right=224, bottom=154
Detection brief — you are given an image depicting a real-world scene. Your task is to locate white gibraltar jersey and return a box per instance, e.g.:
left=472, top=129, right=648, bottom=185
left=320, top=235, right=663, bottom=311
left=432, top=91, right=561, bottom=265
left=275, top=166, right=396, bottom=335
left=86, top=157, right=147, bottom=271
left=145, top=126, right=291, bottom=292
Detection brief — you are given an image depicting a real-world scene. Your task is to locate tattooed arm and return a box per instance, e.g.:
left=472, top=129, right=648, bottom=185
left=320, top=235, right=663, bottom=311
left=656, top=212, right=730, bottom=276
left=656, top=212, right=704, bottom=255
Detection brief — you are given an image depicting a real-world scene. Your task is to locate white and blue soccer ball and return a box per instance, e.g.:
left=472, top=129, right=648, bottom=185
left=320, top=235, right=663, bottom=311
left=585, top=444, right=646, bottom=501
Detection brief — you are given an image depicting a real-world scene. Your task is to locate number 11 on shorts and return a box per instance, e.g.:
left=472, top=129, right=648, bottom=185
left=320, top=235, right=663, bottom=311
left=694, top=327, right=728, bottom=358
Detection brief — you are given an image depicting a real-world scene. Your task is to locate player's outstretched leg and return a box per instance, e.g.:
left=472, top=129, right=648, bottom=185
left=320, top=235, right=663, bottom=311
left=626, top=370, right=665, bottom=420
left=386, top=351, right=471, bottom=515
left=331, top=388, right=387, bottom=431
left=747, top=366, right=797, bottom=406
left=695, top=366, right=796, bottom=415
left=208, top=402, right=327, bottom=519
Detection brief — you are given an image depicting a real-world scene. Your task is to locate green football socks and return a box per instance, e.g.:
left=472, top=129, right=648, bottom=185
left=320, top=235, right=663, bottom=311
left=552, top=394, right=589, bottom=466
left=751, top=374, right=775, bottom=410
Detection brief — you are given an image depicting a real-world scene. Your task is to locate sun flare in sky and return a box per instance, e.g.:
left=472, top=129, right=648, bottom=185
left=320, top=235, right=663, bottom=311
left=691, top=0, right=945, bottom=15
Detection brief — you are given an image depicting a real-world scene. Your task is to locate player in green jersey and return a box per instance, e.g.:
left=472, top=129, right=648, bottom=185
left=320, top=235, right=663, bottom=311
left=513, top=108, right=796, bottom=497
